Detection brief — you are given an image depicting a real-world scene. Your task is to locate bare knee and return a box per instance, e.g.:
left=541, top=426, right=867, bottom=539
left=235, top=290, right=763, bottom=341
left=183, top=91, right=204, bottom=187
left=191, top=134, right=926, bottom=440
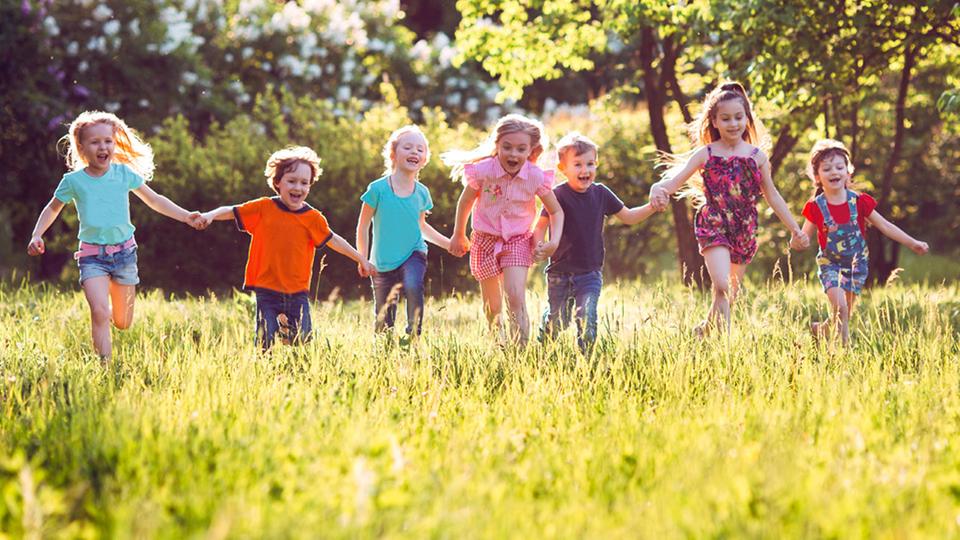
left=504, top=287, right=526, bottom=313
left=712, top=279, right=730, bottom=299
left=90, top=304, right=111, bottom=327
left=113, top=315, right=134, bottom=330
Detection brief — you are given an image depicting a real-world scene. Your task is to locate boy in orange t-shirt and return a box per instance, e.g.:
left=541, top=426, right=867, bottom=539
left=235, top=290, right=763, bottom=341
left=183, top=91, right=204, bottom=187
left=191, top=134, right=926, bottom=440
left=200, top=146, right=375, bottom=349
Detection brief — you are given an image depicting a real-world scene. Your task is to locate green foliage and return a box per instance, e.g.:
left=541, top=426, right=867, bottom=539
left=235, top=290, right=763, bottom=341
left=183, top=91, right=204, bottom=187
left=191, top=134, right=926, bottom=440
left=3, top=279, right=960, bottom=536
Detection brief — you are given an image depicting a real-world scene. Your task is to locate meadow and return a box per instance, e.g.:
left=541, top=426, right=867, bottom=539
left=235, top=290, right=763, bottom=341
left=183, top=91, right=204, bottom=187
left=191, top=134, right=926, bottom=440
left=2, top=270, right=960, bottom=538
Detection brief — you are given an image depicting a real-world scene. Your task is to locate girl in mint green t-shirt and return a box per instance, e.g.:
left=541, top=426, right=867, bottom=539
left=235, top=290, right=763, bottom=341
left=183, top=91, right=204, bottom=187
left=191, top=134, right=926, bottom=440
left=27, top=111, right=206, bottom=363
left=356, top=125, right=451, bottom=336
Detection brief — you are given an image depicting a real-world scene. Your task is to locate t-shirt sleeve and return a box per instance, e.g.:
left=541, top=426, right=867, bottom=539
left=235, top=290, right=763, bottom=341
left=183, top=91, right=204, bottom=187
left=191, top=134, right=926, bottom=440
left=535, top=169, right=555, bottom=197
left=420, top=184, right=434, bottom=212
left=858, top=193, right=877, bottom=219
left=122, top=164, right=145, bottom=190
left=310, top=210, right=333, bottom=247
left=801, top=199, right=822, bottom=227
left=463, top=162, right=482, bottom=191
left=601, top=185, right=625, bottom=216
left=234, top=198, right=267, bottom=233
left=360, top=181, right=379, bottom=209
left=53, top=175, right=75, bottom=203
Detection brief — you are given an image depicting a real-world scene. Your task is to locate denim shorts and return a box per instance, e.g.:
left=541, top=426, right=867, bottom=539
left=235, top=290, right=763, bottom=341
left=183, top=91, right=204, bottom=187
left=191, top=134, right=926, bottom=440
left=77, top=246, right=140, bottom=285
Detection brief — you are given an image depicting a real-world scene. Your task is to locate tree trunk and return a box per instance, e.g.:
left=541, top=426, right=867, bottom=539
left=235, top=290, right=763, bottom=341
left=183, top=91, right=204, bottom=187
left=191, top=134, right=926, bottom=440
left=769, top=123, right=799, bottom=177
left=867, top=42, right=917, bottom=286
left=640, top=27, right=705, bottom=289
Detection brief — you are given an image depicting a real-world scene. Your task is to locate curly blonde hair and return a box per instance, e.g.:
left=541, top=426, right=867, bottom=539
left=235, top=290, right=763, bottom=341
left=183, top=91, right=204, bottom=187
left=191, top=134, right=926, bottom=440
left=382, top=125, right=430, bottom=176
left=264, top=146, right=323, bottom=193
left=59, top=111, right=155, bottom=181
left=440, top=113, right=549, bottom=184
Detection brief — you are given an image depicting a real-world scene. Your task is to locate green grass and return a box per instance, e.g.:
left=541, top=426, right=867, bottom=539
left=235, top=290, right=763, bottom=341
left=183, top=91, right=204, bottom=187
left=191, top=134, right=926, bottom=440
left=2, top=276, right=960, bottom=538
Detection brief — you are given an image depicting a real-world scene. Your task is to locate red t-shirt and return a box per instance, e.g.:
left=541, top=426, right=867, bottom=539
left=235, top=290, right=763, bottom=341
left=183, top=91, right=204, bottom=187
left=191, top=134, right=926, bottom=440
left=801, top=192, right=877, bottom=250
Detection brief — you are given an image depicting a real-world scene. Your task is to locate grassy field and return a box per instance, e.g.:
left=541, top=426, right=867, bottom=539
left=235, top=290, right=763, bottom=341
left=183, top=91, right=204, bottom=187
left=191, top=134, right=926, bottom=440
left=2, top=273, right=960, bottom=538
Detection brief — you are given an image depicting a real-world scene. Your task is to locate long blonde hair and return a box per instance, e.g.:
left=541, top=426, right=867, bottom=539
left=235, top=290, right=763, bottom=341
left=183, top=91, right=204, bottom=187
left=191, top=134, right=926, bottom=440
left=660, top=81, right=770, bottom=207
left=59, top=111, right=155, bottom=181
left=441, top=113, right=548, bottom=184
left=382, top=125, right=430, bottom=176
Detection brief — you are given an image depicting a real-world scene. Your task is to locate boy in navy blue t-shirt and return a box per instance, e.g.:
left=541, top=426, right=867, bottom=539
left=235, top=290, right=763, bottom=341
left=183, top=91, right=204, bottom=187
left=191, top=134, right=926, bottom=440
left=533, top=132, right=661, bottom=352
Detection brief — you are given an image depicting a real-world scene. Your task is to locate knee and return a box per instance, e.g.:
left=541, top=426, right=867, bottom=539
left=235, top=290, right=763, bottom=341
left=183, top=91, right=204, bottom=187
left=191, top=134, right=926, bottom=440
left=113, top=316, right=133, bottom=330
left=505, top=288, right=526, bottom=311
left=712, top=279, right=730, bottom=298
left=90, top=304, right=111, bottom=326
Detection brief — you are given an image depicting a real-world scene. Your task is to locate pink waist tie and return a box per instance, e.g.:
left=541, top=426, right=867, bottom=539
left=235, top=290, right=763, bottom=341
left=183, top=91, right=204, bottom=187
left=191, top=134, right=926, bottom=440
left=74, top=236, right=137, bottom=260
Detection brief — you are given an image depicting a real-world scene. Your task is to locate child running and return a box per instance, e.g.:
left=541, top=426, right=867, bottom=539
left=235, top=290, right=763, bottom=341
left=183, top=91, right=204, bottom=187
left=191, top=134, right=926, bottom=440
left=791, top=139, right=928, bottom=345
left=200, top=146, right=375, bottom=350
left=534, top=132, right=660, bottom=352
left=649, top=81, right=809, bottom=335
left=442, top=114, right=564, bottom=346
left=356, top=125, right=450, bottom=336
left=27, top=111, right=205, bottom=363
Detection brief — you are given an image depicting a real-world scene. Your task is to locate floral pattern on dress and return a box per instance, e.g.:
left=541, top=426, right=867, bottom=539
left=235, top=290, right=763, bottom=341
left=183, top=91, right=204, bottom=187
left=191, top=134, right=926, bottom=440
left=693, top=147, right=763, bottom=264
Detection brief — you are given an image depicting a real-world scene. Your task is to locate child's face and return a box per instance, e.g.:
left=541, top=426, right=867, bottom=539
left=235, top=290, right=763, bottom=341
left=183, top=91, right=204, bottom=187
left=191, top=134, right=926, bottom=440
left=559, top=148, right=598, bottom=193
left=711, top=99, right=747, bottom=144
left=394, top=132, right=428, bottom=174
left=496, top=131, right=534, bottom=175
left=815, top=154, right=851, bottom=194
left=79, top=122, right=115, bottom=174
left=276, top=162, right=313, bottom=210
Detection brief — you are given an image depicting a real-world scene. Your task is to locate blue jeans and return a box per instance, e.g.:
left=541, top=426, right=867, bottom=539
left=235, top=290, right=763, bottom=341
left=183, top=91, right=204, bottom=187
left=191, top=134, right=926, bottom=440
left=255, top=289, right=312, bottom=350
left=371, top=251, right=427, bottom=335
left=540, top=270, right=603, bottom=352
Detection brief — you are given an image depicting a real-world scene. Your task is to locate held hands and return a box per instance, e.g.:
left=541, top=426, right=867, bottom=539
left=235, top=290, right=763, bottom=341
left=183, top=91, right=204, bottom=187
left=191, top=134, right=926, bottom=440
left=911, top=240, right=929, bottom=255
left=789, top=229, right=810, bottom=251
left=186, top=211, right=211, bottom=231
left=357, top=259, right=377, bottom=277
left=649, top=184, right=670, bottom=212
left=449, top=234, right=471, bottom=258
left=27, top=236, right=45, bottom=256
left=533, top=240, right=558, bottom=262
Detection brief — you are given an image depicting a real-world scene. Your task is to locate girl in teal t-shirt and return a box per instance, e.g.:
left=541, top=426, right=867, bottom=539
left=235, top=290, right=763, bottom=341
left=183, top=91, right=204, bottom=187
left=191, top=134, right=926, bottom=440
left=27, top=111, right=206, bottom=363
left=356, top=125, right=451, bottom=336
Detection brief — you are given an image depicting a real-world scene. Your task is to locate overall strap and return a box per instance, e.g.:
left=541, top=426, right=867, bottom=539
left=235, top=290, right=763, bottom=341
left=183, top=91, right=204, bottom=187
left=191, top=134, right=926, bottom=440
left=814, top=194, right=837, bottom=230
left=846, top=190, right=859, bottom=222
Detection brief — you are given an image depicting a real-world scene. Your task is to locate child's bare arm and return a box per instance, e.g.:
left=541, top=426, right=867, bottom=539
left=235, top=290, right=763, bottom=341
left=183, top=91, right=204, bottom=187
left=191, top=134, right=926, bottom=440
left=201, top=206, right=237, bottom=222
left=534, top=192, right=564, bottom=261
left=450, top=185, right=479, bottom=257
left=419, top=212, right=451, bottom=251
left=356, top=203, right=374, bottom=260
left=532, top=215, right=549, bottom=245
left=27, top=197, right=66, bottom=255
left=614, top=203, right=659, bottom=226
left=866, top=211, right=929, bottom=255
left=133, top=184, right=198, bottom=224
left=649, top=146, right=709, bottom=210
left=327, top=233, right=377, bottom=275
left=792, top=220, right=816, bottom=251
left=756, top=153, right=808, bottom=248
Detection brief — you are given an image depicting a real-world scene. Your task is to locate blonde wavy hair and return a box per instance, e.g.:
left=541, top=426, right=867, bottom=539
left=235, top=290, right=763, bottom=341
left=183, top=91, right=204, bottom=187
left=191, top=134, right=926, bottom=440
left=659, top=81, right=770, bottom=207
left=440, top=113, right=549, bottom=184
left=264, top=146, right=323, bottom=193
left=59, top=111, right=155, bottom=181
left=382, top=125, right=430, bottom=176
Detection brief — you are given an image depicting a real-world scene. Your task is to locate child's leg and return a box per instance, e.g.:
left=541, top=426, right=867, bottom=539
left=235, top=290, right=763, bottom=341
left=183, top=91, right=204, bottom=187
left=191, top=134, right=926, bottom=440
left=478, top=275, right=504, bottom=330
left=255, top=290, right=283, bottom=350
left=823, top=286, right=850, bottom=345
left=371, top=269, right=401, bottom=332
left=109, top=282, right=136, bottom=329
left=702, top=246, right=733, bottom=332
left=573, top=271, right=603, bottom=352
left=286, top=293, right=313, bottom=345
left=539, top=274, right=573, bottom=342
left=501, top=266, right=531, bottom=345
left=81, top=276, right=113, bottom=360
left=728, top=263, right=748, bottom=306
left=400, top=253, right=427, bottom=336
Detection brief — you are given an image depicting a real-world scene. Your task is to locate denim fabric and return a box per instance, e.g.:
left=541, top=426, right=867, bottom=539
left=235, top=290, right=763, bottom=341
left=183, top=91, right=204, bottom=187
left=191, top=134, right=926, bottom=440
left=539, top=270, right=603, bottom=352
left=370, top=251, right=427, bottom=335
left=255, top=289, right=312, bottom=350
left=77, top=245, right=139, bottom=285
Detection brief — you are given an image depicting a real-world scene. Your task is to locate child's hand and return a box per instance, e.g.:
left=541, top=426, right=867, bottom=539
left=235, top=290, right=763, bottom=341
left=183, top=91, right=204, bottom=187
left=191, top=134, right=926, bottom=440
left=27, top=236, right=45, bottom=256
left=790, top=229, right=809, bottom=251
left=359, top=260, right=377, bottom=277
left=649, top=184, right=670, bottom=211
left=449, top=234, right=471, bottom=257
left=533, top=240, right=557, bottom=262
left=911, top=240, right=929, bottom=255
left=186, top=211, right=209, bottom=230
